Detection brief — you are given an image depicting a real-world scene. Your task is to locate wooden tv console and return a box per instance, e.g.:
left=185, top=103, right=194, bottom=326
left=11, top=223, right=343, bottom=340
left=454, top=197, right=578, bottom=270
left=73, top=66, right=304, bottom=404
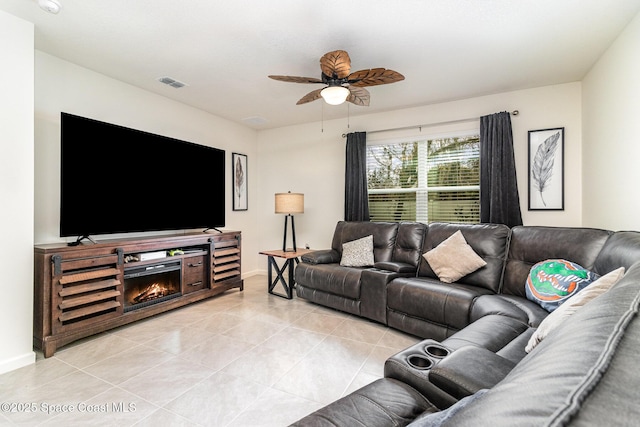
left=33, top=231, right=243, bottom=357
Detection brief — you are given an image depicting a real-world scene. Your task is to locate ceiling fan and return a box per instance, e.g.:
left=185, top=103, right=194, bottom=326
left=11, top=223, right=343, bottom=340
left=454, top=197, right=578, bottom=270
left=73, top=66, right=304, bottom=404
left=268, top=50, right=404, bottom=106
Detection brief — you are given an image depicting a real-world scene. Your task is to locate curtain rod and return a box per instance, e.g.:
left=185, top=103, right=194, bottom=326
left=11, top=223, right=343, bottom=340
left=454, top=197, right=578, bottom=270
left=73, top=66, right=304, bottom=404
left=342, top=110, right=519, bottom=138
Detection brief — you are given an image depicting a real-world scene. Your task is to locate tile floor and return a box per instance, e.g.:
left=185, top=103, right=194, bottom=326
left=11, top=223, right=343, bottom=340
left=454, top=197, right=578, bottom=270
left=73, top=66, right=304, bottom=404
left=0, top=275, right=420, bottom=426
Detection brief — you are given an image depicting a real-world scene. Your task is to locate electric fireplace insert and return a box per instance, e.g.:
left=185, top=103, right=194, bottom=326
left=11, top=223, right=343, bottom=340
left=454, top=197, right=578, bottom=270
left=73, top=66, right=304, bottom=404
left=123, top=260, right=182, bottom=312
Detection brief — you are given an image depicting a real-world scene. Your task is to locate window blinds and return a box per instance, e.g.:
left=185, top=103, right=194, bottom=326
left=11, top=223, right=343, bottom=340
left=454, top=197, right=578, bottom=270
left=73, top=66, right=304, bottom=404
left=366, top=135, right=480, bottom=223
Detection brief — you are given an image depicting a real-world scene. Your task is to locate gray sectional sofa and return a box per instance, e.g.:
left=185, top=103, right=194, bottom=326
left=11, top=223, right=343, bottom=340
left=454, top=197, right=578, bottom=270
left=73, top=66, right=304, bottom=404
left=291, top=221, right=640, bottom=426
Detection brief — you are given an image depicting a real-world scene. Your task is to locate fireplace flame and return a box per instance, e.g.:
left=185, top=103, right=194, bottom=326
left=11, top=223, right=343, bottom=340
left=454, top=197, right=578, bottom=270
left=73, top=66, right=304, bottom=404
left=132, top=282, right=169, bottom=304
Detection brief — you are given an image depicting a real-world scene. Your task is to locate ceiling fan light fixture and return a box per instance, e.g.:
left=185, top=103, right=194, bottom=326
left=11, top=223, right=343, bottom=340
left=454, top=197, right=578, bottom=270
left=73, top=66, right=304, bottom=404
left=321, top=86, right=349, bottom=105
left=269, top=50, right=403, bottom=107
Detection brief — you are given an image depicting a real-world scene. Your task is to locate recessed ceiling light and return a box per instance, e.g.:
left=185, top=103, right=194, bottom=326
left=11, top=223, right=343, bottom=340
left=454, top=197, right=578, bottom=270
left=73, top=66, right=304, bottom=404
left=242, top=116, right=269, bottom=126
left=38, top=0, right=61, bottom=14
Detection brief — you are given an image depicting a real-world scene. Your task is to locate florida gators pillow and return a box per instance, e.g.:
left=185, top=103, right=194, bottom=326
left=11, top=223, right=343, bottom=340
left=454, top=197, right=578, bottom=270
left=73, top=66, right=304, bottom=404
left=525, top=259, right=599, bottom=312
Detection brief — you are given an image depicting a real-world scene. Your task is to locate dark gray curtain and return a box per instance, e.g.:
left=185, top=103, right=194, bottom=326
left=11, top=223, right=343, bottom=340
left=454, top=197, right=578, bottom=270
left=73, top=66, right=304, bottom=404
left=344, top=131, right=370, bottom=221
left=480, top=112, right=523, bottom=227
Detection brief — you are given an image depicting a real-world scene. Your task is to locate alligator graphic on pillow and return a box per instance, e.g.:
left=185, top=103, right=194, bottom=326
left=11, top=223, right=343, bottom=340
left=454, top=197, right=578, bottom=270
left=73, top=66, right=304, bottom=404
left=525, top=259, right=599, bottom=312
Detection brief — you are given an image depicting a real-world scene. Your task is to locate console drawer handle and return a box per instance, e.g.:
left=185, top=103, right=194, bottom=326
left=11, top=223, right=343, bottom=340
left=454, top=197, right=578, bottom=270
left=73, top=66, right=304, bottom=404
left=188, top=281, right=203, bottom=287
left=188, top=262, right=203, bottom=267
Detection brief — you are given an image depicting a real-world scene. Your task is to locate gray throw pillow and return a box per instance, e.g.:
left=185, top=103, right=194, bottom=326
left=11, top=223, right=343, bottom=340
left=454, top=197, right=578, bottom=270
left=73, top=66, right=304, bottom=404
left=340, top=235, right=375, bottom=267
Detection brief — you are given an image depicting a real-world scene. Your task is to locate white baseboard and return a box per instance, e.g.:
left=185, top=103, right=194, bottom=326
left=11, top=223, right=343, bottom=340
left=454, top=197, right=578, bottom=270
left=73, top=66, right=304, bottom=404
left=0, top=351, right=36, bottom=375
left=242, top=269, right=267, bottom=279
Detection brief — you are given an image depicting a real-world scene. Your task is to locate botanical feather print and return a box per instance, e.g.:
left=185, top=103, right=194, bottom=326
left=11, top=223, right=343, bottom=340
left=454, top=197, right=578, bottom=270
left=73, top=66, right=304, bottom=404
left=532, top=131, right=560, bottom=206
left=235, top=156, right=244, bottom=203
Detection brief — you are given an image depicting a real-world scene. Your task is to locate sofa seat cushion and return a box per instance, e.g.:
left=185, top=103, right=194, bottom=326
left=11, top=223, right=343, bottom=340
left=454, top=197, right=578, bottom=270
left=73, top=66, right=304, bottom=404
left=442, top=314, right=530, bottom=355
left=387, top=277, right=494, bottom=331
left=470, top=294, right=549, bottom=327
left=295, top=262, right=364, bottom=300
left=290, top=378, right=438, bottom=427
left=494, top=328, right=536, bottom=365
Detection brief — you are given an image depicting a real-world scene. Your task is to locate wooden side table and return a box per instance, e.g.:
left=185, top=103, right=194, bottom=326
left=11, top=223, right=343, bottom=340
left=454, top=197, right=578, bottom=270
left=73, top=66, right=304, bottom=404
left=259, top=249, right=313, bottom=299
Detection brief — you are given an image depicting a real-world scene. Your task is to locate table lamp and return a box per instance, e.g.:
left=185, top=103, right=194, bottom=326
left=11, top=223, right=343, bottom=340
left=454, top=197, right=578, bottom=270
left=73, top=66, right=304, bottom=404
left=275, top=191, right=304, bottom=252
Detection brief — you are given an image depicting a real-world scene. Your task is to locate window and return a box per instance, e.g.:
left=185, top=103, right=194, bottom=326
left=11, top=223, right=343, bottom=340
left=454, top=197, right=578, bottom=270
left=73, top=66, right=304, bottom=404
left=366, top=133, right=480, bottom=223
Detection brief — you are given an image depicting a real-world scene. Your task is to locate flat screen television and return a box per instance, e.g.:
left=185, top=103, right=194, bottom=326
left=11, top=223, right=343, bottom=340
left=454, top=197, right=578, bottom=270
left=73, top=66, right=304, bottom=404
left=60, top=112, right=225, bottom=239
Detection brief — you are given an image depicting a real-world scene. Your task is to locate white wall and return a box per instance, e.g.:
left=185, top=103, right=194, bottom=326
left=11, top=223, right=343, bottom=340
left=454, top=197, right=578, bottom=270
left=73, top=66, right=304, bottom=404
left=0, top=10, right=35, bottom=374
left=582, top=11, right=640, bottom=231
left=34, top=52, right=262, bottom=275
left=256, top=83, right=583, bottom=269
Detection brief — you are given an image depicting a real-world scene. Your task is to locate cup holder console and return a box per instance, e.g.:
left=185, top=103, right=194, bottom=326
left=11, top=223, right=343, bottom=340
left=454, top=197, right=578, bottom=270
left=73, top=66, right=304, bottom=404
left=425, top=344, right=450, bottom=358
left=407, top=354, right=434, bottom=370
left=400, top=340, right=451, bottom=372
left=384, top=339, right=459, bottom=410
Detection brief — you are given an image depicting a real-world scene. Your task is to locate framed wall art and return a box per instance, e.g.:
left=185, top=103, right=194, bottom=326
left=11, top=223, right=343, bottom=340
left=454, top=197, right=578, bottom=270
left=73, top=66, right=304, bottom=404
left=528, top=128, right=564, bottom=210
left=232, top=152, right=248, bottom=211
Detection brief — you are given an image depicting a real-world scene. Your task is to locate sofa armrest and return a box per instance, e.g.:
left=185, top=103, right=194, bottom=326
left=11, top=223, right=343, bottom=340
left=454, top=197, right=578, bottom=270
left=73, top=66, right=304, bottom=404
left=360, top=268, right=412, bottom=324
left=301, top=249, right=340, bottom=264
left=290, top=378, right=438, bottom=427
left=429, top=346, right=515, bottom=400
left=374, top=261, right=417, bottom=274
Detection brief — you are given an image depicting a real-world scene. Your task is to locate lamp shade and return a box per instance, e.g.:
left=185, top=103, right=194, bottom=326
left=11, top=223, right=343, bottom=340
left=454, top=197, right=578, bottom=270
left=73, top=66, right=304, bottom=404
left=320, top=86, right=349, bottom=105
left=275, top=192, right=304, bottom=214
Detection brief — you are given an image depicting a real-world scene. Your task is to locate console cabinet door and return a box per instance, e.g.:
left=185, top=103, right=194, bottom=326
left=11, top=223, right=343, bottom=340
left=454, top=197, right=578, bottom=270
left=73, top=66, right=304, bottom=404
left=51, top=250, right=124, bottom=335
left=211, top=233, right=242, bottom=284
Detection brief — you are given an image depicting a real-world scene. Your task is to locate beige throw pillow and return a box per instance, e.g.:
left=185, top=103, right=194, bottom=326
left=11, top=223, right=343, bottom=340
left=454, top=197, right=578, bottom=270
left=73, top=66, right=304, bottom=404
left=423, top=230, right=487, bottom=283
left=340, top=235, right=375, bottom=267
left=525, top=267, right=626, bottom=353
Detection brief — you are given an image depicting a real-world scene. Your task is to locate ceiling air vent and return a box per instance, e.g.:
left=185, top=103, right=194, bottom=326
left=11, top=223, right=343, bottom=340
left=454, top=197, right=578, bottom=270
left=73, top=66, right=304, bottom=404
left=157, top=76, right=188, bottom=88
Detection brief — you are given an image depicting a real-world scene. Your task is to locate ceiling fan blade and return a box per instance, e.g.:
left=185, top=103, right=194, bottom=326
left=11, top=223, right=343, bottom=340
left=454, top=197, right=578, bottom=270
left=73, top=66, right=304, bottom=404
left=348, top=68, right=405, bottom=87
left=320, top=50, right=351, bottom=79
left=268, top=75, right=324, bottom=84
left=347, top=86, right=370, bottom=107
left=296, top=88, right=324, bottom=105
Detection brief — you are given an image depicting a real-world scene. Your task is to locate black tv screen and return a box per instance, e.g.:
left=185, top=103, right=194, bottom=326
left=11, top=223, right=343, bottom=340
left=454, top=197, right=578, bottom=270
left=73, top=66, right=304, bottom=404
left=60, top=113, right=225, bottom=238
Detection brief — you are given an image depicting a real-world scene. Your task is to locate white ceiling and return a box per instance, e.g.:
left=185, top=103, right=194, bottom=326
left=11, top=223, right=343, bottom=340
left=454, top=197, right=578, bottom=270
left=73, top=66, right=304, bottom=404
left=2, top=0, right=639, bottom=129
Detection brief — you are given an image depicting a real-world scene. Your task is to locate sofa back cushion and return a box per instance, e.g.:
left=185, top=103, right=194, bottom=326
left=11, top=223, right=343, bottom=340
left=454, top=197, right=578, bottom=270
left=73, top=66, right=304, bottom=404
left=502, top=226, right=611, bottom=297
left=331, top=221, right=399, bottom=263
left=392, top=222, right=428, bottom=267
left=418, top=223, right=510, bottom=293
left=593, top=230, right=640, bottom=275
